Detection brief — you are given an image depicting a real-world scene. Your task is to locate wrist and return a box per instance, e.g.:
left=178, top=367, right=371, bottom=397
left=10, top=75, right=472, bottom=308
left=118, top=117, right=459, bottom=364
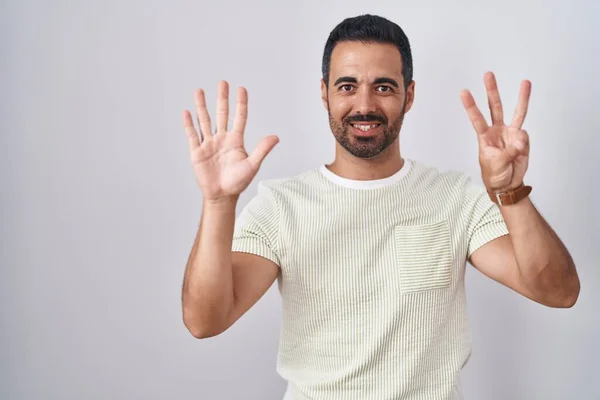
left=487, top=182, right=524, bottom=194
left=203, top=195, right=239, bottom=209
left=487, top=182, right=532, bottom=206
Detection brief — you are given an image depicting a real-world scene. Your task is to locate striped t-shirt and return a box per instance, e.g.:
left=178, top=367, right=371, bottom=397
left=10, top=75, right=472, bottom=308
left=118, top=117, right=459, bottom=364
left=232, top=158, right=509, bottom=400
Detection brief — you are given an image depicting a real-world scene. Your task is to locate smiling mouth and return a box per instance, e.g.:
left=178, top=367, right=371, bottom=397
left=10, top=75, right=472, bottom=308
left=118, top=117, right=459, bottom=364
left=352, top=123, right=381, bottom=131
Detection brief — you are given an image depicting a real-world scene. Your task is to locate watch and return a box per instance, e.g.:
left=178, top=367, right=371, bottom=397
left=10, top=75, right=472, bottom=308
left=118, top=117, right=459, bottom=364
left=488, top=182, right=532, bottom=206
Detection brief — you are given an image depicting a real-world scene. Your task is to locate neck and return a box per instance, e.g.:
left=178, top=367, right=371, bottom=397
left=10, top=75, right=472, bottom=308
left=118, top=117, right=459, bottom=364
left=327, top=141, right=404, bottom=181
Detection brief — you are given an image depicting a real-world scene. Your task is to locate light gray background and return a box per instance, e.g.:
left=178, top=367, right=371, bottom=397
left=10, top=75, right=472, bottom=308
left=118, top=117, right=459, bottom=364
left=2, top=0, right=599, bottom=399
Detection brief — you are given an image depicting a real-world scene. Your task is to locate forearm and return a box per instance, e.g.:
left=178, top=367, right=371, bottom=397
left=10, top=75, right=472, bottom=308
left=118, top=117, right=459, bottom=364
left=182, top=196, right=239, bottom=337
left=499, top=197, right=580, bottom=306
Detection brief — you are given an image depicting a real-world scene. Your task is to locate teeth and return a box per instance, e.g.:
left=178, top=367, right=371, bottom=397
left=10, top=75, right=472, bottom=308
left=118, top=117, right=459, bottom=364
left=353, top=124, right=378, bottom=131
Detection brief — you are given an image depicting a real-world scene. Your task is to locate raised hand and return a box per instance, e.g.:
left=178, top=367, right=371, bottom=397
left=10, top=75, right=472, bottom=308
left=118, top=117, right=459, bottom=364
left=182, top=81, right=279, bottom=203
left=460, top=72, right=532, bottom=192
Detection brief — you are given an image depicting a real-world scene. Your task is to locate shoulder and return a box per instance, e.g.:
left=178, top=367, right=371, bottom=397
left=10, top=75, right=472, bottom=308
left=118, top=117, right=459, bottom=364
left=255, top=167, right=323, bottom=199
left=408, top=159, right=475, bottom=195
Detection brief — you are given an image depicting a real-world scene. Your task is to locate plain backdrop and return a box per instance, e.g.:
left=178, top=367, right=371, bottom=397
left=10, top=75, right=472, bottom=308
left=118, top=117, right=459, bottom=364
left=2, top=0, right=599, bottom=399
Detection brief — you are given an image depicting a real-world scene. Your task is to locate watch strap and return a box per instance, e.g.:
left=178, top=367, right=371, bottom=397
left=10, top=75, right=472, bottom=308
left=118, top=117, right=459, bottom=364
left=488, top=183, right=532, bottom=206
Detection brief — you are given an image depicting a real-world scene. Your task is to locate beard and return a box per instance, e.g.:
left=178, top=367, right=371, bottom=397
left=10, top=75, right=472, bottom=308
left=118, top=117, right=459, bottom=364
left=328, top=98, right=407, bottom=159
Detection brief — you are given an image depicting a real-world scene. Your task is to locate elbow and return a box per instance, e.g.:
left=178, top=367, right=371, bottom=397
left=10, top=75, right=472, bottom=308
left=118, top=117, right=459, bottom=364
left=560, top=283, right=580, bottom=308
left=545, top=278, right=581, bottom=309
left=562, top=295, right=578, bottom=308
left=182, top=307, right=227, bottom=339
left=560, top=268, right=581, bottom=308
left=183, top=317, right=225, bottom=339
left=535, top=261, right=580, bottom=308
left=187, top=325, right=222, bottom=339
left=549, top=292, right=579, bottom=308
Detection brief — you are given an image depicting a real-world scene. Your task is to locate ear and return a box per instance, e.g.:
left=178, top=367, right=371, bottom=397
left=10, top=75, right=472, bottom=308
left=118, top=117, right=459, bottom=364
left=320, top=79, right=329, bottom=111
left=403, top=80, right=416, bottom=113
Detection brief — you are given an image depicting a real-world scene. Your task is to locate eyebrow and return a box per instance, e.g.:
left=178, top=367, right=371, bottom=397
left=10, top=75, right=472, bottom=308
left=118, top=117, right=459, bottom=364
left=373, top=77, right=400, bottom=88
left=333, top=76, right=358, bottom=86
left=333, top=76, right=400, bottom=88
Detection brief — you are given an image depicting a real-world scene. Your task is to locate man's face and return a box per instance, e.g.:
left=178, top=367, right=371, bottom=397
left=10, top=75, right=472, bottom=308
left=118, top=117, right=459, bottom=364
left=321, top=41, right=415, bottom=159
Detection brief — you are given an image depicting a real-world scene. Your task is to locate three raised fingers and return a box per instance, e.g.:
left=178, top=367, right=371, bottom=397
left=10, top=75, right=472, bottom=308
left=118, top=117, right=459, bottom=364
left=462, top=73, right=532, bottom=134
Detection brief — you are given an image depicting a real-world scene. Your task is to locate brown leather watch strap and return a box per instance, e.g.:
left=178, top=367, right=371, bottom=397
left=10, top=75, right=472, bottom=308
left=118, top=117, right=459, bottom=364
left=488, top=182, right=532, bottom=206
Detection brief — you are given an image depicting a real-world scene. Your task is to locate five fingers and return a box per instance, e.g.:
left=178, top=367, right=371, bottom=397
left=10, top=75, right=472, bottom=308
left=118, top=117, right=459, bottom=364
left=184, top=81, right=249, bottom=146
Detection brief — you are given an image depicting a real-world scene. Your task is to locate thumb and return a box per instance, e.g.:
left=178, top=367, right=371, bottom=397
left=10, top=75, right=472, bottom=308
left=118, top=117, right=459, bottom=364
left=504, top=141, right=522, bottom=161
left=505, top=130, right=528, bottom=161
left=248, top=135, right=279, bottom=169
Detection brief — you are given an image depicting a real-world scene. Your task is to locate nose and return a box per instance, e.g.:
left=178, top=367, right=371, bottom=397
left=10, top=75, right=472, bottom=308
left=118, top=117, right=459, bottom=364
left=355, top=87, right=377, bottom=115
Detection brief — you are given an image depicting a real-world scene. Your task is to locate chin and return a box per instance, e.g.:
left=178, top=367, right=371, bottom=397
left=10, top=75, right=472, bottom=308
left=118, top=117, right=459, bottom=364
left=345, top=142, right=388, bottom=159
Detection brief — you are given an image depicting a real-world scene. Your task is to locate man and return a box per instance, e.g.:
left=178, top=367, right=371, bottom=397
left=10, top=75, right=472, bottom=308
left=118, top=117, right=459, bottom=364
left=180, top=14, right=580, bottom=400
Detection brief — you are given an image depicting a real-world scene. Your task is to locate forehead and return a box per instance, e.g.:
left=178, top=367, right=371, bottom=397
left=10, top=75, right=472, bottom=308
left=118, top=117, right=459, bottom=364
left=329, top=41, right=403, bottom=80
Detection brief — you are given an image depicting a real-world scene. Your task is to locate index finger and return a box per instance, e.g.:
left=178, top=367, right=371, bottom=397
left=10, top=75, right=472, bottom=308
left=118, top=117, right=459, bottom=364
left=182, top=110, right=201, bottom=149
left=511, top=80, right=531, bottom=129
left=194, top=89, right=212, bottom=138
left=231, top=87, right=248, bottom=134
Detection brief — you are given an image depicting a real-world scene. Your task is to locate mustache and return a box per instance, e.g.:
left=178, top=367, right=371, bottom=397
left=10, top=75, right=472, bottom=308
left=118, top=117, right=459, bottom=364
left=344, top=113, right=387, bottom=125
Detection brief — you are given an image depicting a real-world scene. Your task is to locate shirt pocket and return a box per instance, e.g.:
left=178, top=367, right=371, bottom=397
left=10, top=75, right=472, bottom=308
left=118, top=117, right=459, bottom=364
left=394, top=220, right=453, bottom=294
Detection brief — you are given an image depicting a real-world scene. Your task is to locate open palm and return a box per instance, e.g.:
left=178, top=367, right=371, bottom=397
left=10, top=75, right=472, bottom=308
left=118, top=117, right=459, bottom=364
left=182, top=81, right=279, bottom=202
left=460, top=72, right=532, bottom=191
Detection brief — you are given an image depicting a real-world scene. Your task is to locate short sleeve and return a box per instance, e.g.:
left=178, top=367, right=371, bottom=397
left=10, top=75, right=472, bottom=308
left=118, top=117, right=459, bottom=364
left=464, top=178, right=510, bottom=258
left=231, top=182, right=281, bottom=266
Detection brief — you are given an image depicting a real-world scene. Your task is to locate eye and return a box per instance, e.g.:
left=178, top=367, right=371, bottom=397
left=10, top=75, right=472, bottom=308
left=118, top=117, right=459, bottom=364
left=376, top=85, right=392, bottom=93
left=339, top=84, right=354, bottom=92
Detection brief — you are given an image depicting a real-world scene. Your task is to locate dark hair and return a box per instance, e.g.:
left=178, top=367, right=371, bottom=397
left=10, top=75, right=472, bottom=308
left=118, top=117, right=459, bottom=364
left=322, top=14, right=413, bottom=89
